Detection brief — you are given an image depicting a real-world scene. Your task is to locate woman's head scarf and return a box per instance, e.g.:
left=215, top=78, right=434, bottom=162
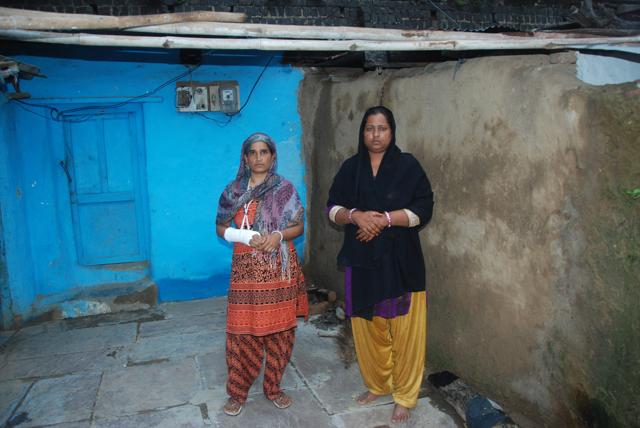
left=352, top=106, right=401, bottom=201
left=357, top=105, right=397, bottom=157
left=216, top=132, right=304, bottom=274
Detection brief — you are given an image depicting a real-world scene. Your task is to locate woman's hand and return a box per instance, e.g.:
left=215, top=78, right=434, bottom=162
left=249, top=234, right=266, bottom=249
left=253, top=232, right=282, bottom=252
left=356, top=216, right=386, bottom=242
left=356, top=228, right=378, bottom=242
left=352, top=211, right=387, bottom=242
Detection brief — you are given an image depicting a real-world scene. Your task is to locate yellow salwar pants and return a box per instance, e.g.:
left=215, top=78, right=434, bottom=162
left=351, top=291, right=427, bottom=408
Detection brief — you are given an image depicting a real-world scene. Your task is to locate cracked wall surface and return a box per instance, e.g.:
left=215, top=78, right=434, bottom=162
left=299, top=54, right=640, bottom=427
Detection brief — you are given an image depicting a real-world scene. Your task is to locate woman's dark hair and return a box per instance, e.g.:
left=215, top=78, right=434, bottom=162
left=358, top=105, right=396, bottom=154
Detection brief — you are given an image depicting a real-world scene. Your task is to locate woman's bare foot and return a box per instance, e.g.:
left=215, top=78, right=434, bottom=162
left=356, top=391, right=381, bottom=405
left=391, top=403, right=411, bottom=423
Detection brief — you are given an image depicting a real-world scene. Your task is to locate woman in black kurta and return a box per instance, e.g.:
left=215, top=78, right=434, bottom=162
left=327, top=106, right=434, bottom=422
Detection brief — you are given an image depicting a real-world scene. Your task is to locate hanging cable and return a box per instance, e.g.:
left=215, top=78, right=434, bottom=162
left=11, top=64, right=201, bottom=122
left=195, top=111, right=233, bottom=127
left=12, top=53, right=275, bottom=127
left=425, top=0, right=458, bottom=25
left=231, top=54, right=274, bottom=116
left=194, top=54, right=275, bottom=127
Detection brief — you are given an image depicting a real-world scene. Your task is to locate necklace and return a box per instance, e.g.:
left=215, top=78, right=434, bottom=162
left=241, top=180, right=254, bottom=230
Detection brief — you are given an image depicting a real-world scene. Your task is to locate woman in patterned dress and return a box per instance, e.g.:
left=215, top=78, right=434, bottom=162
left=216, top=132, right=308, bottom=416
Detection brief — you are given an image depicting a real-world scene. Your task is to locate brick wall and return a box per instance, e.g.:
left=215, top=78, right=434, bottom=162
left=0, top=0, right=576, bottom=31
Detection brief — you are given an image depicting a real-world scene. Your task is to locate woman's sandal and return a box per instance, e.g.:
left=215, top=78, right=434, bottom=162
left=223, top=398, right=243, bottom=416
left=271, top=393, right=292, bottom=409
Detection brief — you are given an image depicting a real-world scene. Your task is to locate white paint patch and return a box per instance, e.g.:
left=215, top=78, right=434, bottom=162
left=564, top=109, right=578, bottom=130
left=577, top=52, right=640, bottom=85
left=510, top=376, right=552, bottom=412
left=59, top=300, right=111, bottom=319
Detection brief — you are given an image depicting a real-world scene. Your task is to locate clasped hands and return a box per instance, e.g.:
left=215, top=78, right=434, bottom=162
left=351, top=210, right=388, bottom=242
left=249, top=232, right=282, bottom=252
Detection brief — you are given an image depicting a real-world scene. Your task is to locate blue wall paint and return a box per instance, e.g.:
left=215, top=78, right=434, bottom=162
left=0, top=95, right=38, bottom=326
left=1, top=48, right=305, bottom=320
left=10, top=107, right=150, bottom=298
left=0, top=95, right=15, bottom=327
left=140, top=57, right=306, bottom=301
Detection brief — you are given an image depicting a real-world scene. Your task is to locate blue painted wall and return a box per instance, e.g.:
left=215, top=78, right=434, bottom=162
left=0, top=47, right=306, bottom=323
left=0, top=96, right=9, bottom=326
left=0, top=94, right=38, bottom=326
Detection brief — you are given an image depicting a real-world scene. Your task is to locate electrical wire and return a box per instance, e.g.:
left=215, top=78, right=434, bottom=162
left=195, top=111, right=233, bottom=127
left=11, top=53, right=275, bottom=127
left=425, top=0, right=458, bottom=25
left=232, top=54, right=274, bottom=116
left=13, top=100, right=53, bottom=120
left=11, top=64, right=201, bottom=122
left=194, top=54, right=275, bottom=127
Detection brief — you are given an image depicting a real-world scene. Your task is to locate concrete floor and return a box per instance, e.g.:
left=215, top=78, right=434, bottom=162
left=0, top=297, right=461, bottom=427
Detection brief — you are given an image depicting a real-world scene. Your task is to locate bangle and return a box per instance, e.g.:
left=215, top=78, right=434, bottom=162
left=348, top=208, right=357, bottom=224
left=384, top=211, right=392, bottom=228
left=274, top=230, right=284, bottom=242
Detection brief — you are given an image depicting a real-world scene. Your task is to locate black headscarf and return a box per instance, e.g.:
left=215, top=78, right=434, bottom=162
left=328, top=106, right=434, bottom=314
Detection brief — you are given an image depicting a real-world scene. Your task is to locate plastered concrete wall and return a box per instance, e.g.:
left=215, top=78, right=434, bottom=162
left=300, top=54, right=640, bottom=427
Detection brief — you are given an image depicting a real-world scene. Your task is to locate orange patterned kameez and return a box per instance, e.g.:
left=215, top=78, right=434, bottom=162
left=226, top=200, right=308, bottom=336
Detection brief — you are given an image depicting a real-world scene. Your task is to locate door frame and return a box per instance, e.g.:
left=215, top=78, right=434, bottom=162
left=57, top=102, right=151, bottom=266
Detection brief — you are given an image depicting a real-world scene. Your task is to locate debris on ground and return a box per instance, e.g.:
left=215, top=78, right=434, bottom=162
left=307, top=286, right=338, bottom=316
left=428, top=371, right=519, bottom=428
left=309, top=307, right=342, bottom=330
left=306, top=285, right=356, bottom=368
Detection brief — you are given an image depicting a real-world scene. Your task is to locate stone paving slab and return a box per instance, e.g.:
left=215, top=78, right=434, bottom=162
left=126, top=330, right=223, bottom=364
left=291, top=322, right=375, bottom=415
left=63, top=309, right=165, bottom=330
left=207, top=387, right=335, bottom=428
left=92, top=404, right=205, bottom=428
left=0, top=330, right=15, bottom=348
left=160, top=298, right=227, bottom=319
left=12, top=373, right=101, bottom=427
left=332, top=396, right=461, bottom=427
left=139, top=312, right=226, bottom=338
left=14, top=321, right=64, bottom=337
left=36, top=422, right=91, bottom=428
left=194, top=351, right=227, bottom=398
left=0, top=298, right=460, bottom=428
left=0, top=348, right=126, bottom=382
left=0, top=379, right=32, bottom=426
left=94, top=357, right=202, bottom=418
left=3, top=323, right=137, bottom=361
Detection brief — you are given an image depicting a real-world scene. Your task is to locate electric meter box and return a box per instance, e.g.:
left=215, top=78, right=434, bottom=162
left=175, top=82, right=209, bottom=112
left=176, top=80, right=240, bottom=114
